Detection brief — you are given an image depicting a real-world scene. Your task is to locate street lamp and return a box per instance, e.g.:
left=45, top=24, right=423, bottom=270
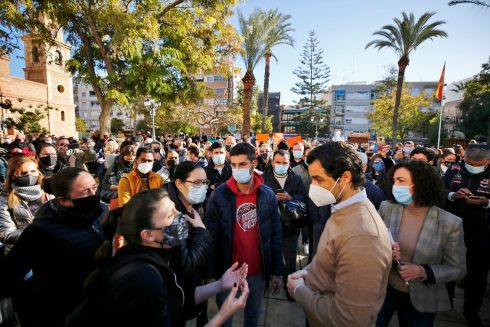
left=311, top=117, right=324, bottom=140
left=144, top=98, right=156, bottom=139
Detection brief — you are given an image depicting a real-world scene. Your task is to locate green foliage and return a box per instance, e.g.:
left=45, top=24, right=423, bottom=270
left=6, top=106, right=48, bottom=134
left=135, top=120, right=149, bottom=133
left=251, top=111, right=273, bottom=133
left=448, top=0, right=490, bottom=7
left=459, top=57, right=490, bottom=139
left=428, top=116, right=448, bottom=147
left=369, top=86, right=432, bottom=140
left=110, top=118, right=125, bottom=134
left=292, top=110, right=330, bottom=137
left=75, top=117, right=87, bottom=132
left=291, top=31, right=330, bottom=110
left=2, top=0, right=240, bottom=134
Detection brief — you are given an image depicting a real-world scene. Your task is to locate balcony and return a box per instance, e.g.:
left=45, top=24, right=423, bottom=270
left=334, top=108, right=345, bottom=116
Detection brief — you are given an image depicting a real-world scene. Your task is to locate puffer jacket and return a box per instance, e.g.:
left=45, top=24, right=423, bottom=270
left=0, top=199, right=107, bottom=327
left=204, top=172, right=283, bottom=280
left=0, top=191, right=52, bottom=250
left=118, top=169, right=164, bottom=206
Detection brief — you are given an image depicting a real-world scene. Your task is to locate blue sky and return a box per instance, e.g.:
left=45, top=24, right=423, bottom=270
left=231, top=0, right=490, bottom=103
left=6, top=0, right=490, bottom=104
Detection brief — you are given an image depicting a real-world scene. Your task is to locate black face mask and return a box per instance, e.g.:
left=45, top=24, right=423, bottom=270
left=15, top=175, right=38, bottom=187
left=167, top=159, right=177, bottom=169
left=154, top=148, right=161, bottom=154
left=71, top=195, right=100, bottom=214
left=123, top=159, right=134, bottom=166
left=15, top=140, right=23, bottom=147
left=40, top=154, right=58, bottom=167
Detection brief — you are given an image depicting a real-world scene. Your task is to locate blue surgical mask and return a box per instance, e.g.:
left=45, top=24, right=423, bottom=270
left=465, top=163, right=486, bottom=175
left=373, top=161, right=385, bottom=172
left=274, top=164, right=288, bottom=176
left=185, top=185, right=208, bottom=204
left=392, top=185, right=413, bottom=205
left=212, top=154, right=226, bottom=166
left=233, top=167, right=252, bottom=184
left=293, top=151, right=303, bottom=159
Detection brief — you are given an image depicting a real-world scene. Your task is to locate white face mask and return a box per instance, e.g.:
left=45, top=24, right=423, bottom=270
left=137, top=162, right=153, bottom=174
left=308, top=178, right=346, bottom=207
left=185, top=185, right=208, bottom=204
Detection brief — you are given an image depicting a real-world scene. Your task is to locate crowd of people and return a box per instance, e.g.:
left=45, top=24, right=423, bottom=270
left=0, top=130, right=488, bottom=327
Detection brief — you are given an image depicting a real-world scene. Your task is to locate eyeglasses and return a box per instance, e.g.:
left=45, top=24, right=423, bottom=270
left=168, top=157, right=179, bottom=160
left=467, top=144, right=489, bottom=151
left=185, top=179, right=210, bottom=187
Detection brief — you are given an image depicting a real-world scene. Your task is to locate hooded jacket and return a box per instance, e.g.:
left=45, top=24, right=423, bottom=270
left=0, top=200, right=107, bottom=327
left=118, top=168, right=164, bottom=206
left=204, top=172, right=283, bottom=280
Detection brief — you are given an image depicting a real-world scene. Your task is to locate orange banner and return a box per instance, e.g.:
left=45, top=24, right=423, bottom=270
left=286, top=136, right=302, bottom=147
left=256, top=134, right=269, bottom=143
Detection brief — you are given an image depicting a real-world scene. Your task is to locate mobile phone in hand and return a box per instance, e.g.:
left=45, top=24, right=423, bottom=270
left=275, top=188, right=285, bottom=194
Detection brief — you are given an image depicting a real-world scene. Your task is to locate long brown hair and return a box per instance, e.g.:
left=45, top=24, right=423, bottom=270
left=3, top=155, right=43, bottom=207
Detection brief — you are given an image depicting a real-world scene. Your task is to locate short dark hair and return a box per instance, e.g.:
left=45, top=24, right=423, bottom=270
left=136, top=147, right=154, bottom=159
left=410, top=147, right=436, bottom=163
left=230, top=143, right=256, bottom=163
left=273, top=149, right=290, bottom=160
left=306, top=142, right=364, bottom=187
left=386, top=160, right=445, bottom=207
left=277, top=141, right=289, bottom=151
left=209, top=142, right=224, bottom=152
left=37, top=143, right=56, bottom=156
left=187, top=145, right=200, bottom=157
left=173, top=161, right=202, bottom=183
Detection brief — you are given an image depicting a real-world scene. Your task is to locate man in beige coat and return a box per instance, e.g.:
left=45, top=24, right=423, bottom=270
left=287, top=142, right=392, bottom=326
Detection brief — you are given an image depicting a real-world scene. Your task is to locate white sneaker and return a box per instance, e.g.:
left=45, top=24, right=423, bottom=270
left=303, top=243, right=309, bottom=256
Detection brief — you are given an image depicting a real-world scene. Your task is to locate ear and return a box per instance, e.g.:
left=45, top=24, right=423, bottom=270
left=251, top=159, right=258, bottom=169
left=57, top=197, right=73, bottom=207
left=341, top=171, right=353, bottom=184
left=140, top=229, right=155, bottom=243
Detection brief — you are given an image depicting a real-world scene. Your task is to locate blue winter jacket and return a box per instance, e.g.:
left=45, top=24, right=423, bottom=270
left=204, top=174, right=283, bottom=280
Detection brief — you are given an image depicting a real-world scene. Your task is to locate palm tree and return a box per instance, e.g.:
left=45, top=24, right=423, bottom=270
left=365, top=12, right=447, bottom=146
left=260, top=9, right=294, bottom=132
left=238, top=9, right=269, bottom=136
left=448, top=0, right=490, bottom=7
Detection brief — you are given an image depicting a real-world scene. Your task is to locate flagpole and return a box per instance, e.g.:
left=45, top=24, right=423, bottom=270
left=436, top=62, right=446, bottom=149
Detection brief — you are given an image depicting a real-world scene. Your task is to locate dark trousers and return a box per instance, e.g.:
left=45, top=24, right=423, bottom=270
left=464, top=242, right=490, bottom=320
left=376, top=285, right=436, bottom=327
left=282, top=228, right=300, bottom=284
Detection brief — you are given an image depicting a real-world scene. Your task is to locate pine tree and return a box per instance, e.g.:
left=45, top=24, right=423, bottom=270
left=291, top=31, right=330, bottom=110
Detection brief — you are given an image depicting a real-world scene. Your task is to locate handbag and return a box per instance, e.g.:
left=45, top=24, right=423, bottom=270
left=279, top=200, right=308, bottom=230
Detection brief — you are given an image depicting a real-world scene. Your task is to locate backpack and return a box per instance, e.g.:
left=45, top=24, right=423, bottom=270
left=65, top=258, right=159, bottom=327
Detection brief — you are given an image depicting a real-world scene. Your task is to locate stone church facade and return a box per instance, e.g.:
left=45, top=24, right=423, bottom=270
left=0, top=28, right=76, bottom=137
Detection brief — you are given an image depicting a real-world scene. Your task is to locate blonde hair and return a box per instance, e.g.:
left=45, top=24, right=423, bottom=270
left=4, top=155, right=43, bottom=208
left=104, top=140, right=119, bottom=154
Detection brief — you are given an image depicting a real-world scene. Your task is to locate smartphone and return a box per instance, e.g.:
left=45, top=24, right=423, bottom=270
left=275, top=188, right=285, bottom=194
left=67, top=143, right=80, bottom=150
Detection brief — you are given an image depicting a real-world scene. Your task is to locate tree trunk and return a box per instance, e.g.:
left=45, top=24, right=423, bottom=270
left=99, top=101, right=112, bottom=135
left=262, top=52, right=271, bottom=133
left=242, top=71, right=256, bottom=136
left=393, top=56, right=409, bottom=147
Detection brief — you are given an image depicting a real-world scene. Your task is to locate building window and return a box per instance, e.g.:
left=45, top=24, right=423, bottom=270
left=214, top=75, right=227, bottom=82
left=89, top=91, right=96, bottom=96
left=411, top=88, right=420, bottom=96
left=335, top=90, right=346, bottom=101
left=284, top=126, right=296, bottom=133
left=215, top=89, right=226, bottom=94
left=82, top=92, right=86, bottom=97
left=32, top=46, right=40, bottom=63
left=54, top=50, right=62, bottom=65
left=61, top=111, right=65, bottom=121
left=345, top=118, right=352, bottom=124
left=57, top=85, right=65, bottom=93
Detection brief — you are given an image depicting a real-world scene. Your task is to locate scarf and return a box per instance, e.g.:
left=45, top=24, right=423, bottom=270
left=14, top=184, right=43, bottom=202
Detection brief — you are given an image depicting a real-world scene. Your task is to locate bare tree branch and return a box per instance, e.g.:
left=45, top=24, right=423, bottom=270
left=157, top=0, right=186, bottom=21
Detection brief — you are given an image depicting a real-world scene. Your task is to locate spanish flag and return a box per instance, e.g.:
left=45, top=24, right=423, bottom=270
left=436, top=63, right=445, bottom=101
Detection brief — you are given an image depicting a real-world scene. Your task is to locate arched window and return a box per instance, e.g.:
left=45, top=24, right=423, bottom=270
left=32, top=46, right=40, bottom=63
left=54, top=50, right=62, bottom=65
left=61, top=111, right=65, bottom=121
